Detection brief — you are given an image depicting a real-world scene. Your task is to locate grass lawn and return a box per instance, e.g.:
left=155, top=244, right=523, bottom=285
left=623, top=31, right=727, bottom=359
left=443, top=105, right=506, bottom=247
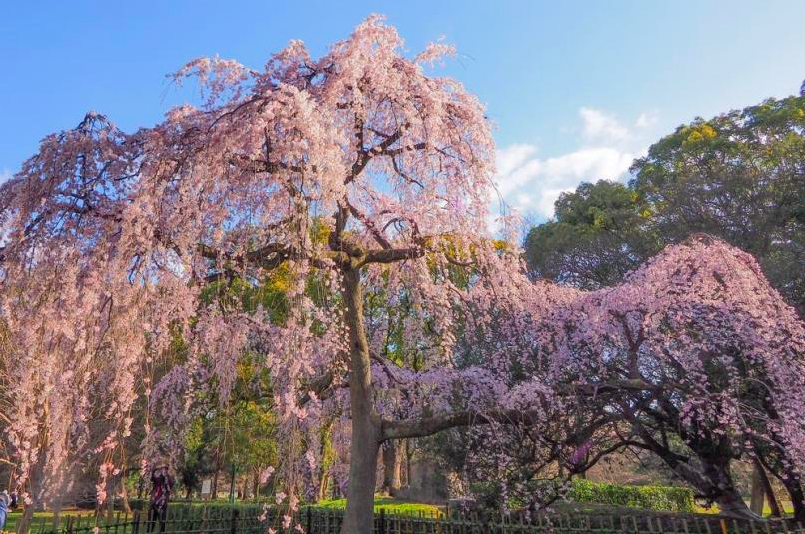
left=693, top=502, right=795, bottom=517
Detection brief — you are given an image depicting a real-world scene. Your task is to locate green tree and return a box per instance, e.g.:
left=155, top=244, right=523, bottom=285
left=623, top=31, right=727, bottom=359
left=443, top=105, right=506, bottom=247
left=522, top=85, right=805, bottom=518
left=525, top=86, right=805, bottom=313
left=524, top=180, right=657, bottom=289
left=631, top=88, right=805, bottom=312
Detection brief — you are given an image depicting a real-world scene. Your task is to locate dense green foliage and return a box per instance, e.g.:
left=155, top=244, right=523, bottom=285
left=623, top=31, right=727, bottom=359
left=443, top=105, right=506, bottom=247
left=314, top=497, right=442, bottom=516
left=524, top=180, right=656, bottom=289
left=569, top=479, right=695, bottom=513
left=525, top=87, right=805, bottom=314
left=127, top=497, right=441, bottom=517
left=467, top=478, right=695, bottom=514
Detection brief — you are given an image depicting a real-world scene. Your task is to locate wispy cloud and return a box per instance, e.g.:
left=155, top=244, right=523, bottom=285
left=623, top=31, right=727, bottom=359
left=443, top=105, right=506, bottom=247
left=492, top=107, right=659, bottom=221
left=579, top=107, right=629, bottom=142
left=0, top=168, right=12, bottom=184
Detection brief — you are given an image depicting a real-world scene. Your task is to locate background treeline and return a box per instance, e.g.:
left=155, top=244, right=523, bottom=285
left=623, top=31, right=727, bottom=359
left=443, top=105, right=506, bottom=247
left=525, top=88, right=805, bottom=315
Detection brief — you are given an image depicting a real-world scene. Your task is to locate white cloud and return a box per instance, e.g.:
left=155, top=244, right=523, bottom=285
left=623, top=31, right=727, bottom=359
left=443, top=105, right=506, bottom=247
left=0, top=169, right=11, bottom=184
left=492, top=107, right=658, bottom=222
left=635, top=110, right=659, bottom=129
left=495, top=146, right=634, bottom=219
left=579, top=107, right=629, bottom=142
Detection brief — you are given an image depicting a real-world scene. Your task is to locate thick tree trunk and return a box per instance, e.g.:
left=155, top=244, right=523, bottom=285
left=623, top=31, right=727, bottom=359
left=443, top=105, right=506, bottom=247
left=781, top=475, right=805, bottom=522
left=17, top=503, right=35, bottom=534
left=636, top=425, right=756, bottom=520
left=51, top=494, right=63, bottom=531
left=381, top=440, right=403, bottom=495
left=340, top=268, right=381, bottom=534
left=18, top=452, right=45, bottom=534
left=715, top=489, right=756, bottom=520
left=750, top=463, right=765, bottom=516
left=699, top=457, right=757, bottom=520
left=752, top=457, right=781, bottom=517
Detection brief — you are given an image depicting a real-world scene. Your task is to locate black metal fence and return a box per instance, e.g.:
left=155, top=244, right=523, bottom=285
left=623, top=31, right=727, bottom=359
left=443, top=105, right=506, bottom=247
left=26, top=505, right=805, bottom=534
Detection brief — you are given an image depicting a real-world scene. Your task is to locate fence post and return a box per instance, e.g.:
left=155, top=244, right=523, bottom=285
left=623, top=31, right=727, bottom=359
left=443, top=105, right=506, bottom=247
left=379, top=509, right=386, bottom=534
left=132, top=510, right=141, bottom=534
left=306, top=507, right=311, bottom=534
left=230, top=508, right=239, bottom=534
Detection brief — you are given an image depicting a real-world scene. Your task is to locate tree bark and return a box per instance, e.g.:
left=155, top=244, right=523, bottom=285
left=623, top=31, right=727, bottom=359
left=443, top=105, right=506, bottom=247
left=752, top=458, right=780, bottom=517
left=750, top=462, right=765, bottom=516
left=211, top=448, right=221, bottom=501
left=381, top=440, right=403, bottom=495
left=51, top=493, right=63, bottom=530
left=340, top=268, right=381, bottom=534
left=120, top=472, right=132, bottom=513
left=17, top=503, right=35, bottom=534
left=317, top=473, right=331, bottom=502
left=630, top=422, right=756, bottom=520
left=17, top=447, right=45, bottom=534
left=228, top=467, right=236, bottom=502
left=699, top=457, right=757, bottom=520
left=780, top=474, right=805, bottom=522
left=106, top=474, right=118, bottom=522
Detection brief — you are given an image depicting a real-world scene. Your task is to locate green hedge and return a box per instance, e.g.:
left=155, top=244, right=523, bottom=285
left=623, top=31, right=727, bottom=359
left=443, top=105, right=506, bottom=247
left=127, top=500, right=267, bottom=515
left=569, top=479, right=695, bottom=512
left=128, top=497, right=441, bottom=518
left=130, top=480, right=694, bottom=516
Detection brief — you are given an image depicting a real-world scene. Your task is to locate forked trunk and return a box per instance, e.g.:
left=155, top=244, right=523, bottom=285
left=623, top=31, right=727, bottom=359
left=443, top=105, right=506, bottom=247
left=340, top=268, right=380, bottom=534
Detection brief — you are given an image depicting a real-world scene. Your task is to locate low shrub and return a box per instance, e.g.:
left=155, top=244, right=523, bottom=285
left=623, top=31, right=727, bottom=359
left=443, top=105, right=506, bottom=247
left=569, top=479, right=695, bottom=513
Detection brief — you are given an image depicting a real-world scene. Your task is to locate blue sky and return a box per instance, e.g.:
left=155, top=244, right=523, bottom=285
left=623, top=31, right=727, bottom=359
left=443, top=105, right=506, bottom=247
left=2, top=1, right=805, bottom=220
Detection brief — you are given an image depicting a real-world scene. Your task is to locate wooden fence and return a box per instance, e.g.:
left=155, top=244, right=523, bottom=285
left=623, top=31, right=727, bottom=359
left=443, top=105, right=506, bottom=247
left=27, top=505, right=805, bottom=534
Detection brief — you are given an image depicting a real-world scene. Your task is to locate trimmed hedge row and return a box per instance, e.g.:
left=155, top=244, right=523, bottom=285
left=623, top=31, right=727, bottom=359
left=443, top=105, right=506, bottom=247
left=127, top=498, right=440, bottom=517
left=128, top=479, right=695, bottom=516
left=126, top=499, right=267, bottom=515
left=569, top=479, right=695, bottom=513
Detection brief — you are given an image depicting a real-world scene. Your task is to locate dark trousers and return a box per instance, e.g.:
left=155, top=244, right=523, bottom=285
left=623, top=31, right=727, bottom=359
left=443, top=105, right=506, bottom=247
left=147, top=505, right=167, bottom=533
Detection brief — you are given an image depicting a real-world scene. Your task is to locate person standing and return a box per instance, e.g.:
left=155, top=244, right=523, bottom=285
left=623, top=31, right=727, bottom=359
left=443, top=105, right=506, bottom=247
left=0, top=490, right=10, bottom=532
left=147, top=467, right=174, bottom=534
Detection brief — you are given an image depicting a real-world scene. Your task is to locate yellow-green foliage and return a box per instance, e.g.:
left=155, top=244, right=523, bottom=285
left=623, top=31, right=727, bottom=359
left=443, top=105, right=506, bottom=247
left=314, top=497, right=442, bottom=516
left=570, top=479, right=695, bottom=513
